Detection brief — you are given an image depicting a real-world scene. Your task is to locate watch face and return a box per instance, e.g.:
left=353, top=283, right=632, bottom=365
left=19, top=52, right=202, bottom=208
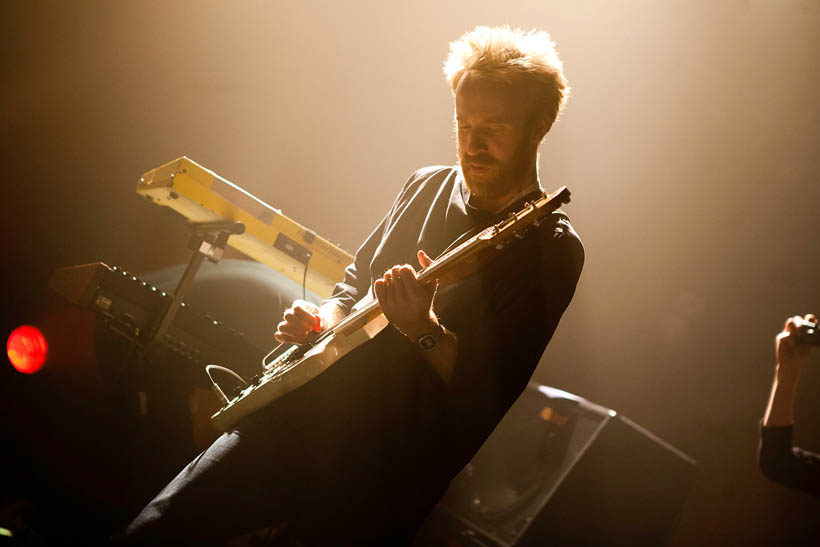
left=418, top=334, right=438, bottom=351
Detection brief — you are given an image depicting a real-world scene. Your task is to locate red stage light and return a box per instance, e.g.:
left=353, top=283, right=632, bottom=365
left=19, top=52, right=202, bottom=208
left=7, top=325, right=48, bottom=374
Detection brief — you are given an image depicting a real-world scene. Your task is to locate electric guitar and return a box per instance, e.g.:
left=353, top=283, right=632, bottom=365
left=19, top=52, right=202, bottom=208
left=210, top=186, right=572, bottom=431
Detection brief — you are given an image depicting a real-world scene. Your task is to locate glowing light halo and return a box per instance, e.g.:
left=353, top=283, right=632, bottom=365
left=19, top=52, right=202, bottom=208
left=7, top=325, right=48, bottom=374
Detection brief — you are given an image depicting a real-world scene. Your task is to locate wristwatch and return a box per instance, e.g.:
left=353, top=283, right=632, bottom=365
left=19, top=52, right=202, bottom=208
left=416, top=322, right=446, bottom=351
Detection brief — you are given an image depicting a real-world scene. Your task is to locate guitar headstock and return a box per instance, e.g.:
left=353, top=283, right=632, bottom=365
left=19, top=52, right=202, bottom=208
left=502, top=185, right=572, bottom=230
left=548, top=186, right=571, bottom=207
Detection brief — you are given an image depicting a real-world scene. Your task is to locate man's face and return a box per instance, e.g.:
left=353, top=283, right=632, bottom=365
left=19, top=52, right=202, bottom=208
left=455, top=75, right=537, bottom=204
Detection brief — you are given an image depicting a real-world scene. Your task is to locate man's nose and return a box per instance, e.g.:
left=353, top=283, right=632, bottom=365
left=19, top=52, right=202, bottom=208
left=465, top=129, right=487, bottom=155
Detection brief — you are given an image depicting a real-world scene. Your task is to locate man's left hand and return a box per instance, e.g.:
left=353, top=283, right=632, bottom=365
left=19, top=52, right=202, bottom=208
left=374, top=250, right=438, bottom=341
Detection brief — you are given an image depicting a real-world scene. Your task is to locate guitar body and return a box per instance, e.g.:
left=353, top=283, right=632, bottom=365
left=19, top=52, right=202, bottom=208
left=211, top=312, right=389, bottom=431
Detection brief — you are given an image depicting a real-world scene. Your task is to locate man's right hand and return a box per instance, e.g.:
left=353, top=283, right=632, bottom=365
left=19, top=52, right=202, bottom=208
left=274, top=300, right=322, bottom=345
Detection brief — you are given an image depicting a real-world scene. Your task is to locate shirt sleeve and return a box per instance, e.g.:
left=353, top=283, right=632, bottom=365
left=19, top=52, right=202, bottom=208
left=322, top=213, right=389, bottom=315
left=321, top=170, right=426, bottom=314
left=759, top=423, right=820, bottom=497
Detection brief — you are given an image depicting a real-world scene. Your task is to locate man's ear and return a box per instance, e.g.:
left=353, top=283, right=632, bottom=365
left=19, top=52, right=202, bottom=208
left=531, top=117, right=552, bottom=143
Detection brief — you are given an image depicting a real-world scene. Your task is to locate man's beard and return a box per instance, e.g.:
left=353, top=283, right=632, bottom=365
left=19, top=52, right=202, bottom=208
left=459, top=143, right=534, bottom=203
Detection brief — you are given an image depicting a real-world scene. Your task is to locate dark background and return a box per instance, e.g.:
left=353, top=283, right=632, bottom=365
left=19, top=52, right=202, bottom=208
left=1, top=1, right=819, bottom=544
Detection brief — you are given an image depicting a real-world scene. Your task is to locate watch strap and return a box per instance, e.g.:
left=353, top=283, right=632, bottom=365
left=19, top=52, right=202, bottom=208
left=416, top=323, right=445, bottom=351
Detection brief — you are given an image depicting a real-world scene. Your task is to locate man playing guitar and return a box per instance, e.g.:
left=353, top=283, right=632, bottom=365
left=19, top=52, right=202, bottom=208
left=121, top=25, right=584, bottom=545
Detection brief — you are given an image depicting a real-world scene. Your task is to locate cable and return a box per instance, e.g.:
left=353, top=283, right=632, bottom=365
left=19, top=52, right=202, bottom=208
left=205, top=364, right=249, bottom=405
left=302, top=261, right=308, bottom=301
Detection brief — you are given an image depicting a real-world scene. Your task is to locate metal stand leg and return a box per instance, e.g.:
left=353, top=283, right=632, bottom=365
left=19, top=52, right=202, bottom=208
left=149, top=220, right=245, bottom=345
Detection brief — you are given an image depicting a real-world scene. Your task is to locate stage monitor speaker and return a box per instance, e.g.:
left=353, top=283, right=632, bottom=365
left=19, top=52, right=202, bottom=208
left=415, top=383, right=696, bottom=547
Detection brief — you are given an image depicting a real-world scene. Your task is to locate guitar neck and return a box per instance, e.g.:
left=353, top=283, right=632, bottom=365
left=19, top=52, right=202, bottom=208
left=331, top=187, right=569, bottom=337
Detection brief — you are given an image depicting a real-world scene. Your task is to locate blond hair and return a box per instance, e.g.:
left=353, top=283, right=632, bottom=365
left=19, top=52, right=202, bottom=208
left=443, top=25, right=570, bottom=129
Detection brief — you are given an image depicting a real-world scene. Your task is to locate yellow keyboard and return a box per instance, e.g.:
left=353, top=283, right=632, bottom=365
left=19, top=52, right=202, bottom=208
left=137, top=157, right=352, bottom=298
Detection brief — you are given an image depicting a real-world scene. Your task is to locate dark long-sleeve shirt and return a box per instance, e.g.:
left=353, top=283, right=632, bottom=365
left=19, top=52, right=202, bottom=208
left=247, top=165, right=583, bottom=541
left=322, top=166, right=582, bottom=503
left=759, top=424, right=820, bottom=497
